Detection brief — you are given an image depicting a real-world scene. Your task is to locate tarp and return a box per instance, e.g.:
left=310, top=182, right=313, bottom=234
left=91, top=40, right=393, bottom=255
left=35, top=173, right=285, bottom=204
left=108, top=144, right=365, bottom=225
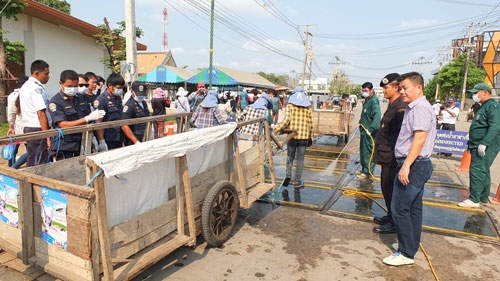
left=186, top=66, right=276, bottom=88
left=88, top=123, right=237, bottom=178
left=138, top=65, right=195, bottom=84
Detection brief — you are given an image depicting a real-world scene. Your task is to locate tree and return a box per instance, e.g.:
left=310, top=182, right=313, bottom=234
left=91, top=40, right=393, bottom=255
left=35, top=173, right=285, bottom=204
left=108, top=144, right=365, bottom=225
left=432, top=54, right=485, bottom=100
left=257, top=72, right=289, bottom=87
left=423, top=77, right=438, bottom=101
left=94, top=19, right=143, bottom=73
left=34, top=0, right=70, bottom=14
left=0, top=0, right=27, bottom=123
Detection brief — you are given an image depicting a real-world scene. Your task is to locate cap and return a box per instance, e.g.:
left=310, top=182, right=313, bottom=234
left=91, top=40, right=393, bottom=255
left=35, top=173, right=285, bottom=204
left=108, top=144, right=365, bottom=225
left=435, top=99, right=441, bottom=103
left=197, top=82, right=206, bottom=88
left=131, top=81, right=147, bottom=96
left=447, top=97, right=456, bottom=102
left=379, top=73, right=400, bottom=87
left=467, top=82, right=492, bottom=93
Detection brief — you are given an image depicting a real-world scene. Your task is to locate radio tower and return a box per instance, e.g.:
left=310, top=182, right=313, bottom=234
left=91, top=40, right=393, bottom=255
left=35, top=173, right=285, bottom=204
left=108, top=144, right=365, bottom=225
left=162, top=8, right=168, bottom=52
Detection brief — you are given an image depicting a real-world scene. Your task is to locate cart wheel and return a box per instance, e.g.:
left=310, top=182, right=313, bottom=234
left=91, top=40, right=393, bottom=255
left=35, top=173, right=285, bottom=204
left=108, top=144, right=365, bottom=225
left=201, top=181, right=240, bottom=247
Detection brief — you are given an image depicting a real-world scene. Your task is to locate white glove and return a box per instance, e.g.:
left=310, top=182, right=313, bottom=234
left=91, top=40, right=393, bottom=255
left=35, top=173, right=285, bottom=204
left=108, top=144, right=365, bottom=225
left=91, top=136, right=99, bottom=153
left=135, top=141, right=141, bottom=144
left=98, top=140, right=108, bottom=152
left=85, top=110, right=106, bottom=123
left=478, top=144, right=487, bottom=157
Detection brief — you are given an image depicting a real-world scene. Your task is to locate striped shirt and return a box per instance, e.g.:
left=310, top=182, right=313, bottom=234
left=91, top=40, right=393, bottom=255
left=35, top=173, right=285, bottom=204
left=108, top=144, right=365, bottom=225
left=190, top=106, right=227, bottom=129
left=274, top=104, right=313, bottom=141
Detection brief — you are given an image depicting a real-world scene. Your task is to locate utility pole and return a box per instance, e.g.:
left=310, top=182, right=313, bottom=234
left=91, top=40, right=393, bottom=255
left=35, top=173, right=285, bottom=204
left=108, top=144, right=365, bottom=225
left=209, top=0, right=215, bottom=89
left=329, top=56, right=344, bottom=96
left=411, top=56, right=432, bottom=75
left=435, top=47, right=451, bottom=100
left=125, top=0, right=137, bottom=83
left=307, top=51, right=314, bottom=95
left=460, top=23, right=485, bottom=111
left=300, top=24, right=313, bottom=88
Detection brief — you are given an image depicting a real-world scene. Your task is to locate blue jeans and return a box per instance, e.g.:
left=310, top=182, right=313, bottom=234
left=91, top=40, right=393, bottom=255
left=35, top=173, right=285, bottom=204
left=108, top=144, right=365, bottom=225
left=286, top=141, right=307, bottom=182
left=391, top=158, right=433, bottom=259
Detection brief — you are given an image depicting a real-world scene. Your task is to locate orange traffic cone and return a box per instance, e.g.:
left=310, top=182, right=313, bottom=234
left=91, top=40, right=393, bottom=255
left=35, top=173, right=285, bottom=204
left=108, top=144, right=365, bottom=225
left=490, top=182, right=500, bottom=205
left=455, top=150, right=471, bottom=172
left=167, top=121, right=175, bottom=136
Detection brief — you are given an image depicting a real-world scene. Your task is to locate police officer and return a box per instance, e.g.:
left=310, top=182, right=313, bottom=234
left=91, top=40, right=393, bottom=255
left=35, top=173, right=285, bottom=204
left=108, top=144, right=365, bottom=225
left=372, top=73, right=406, bottom=233
left=121, top=81, right=150, bottom=146
left=95, top=73, right=126, bottom=151
left=458, top=83, right=500, bottom=208
left=48, top=70, right=106, bottom=160
left=358, top=82, right=381, bottom=179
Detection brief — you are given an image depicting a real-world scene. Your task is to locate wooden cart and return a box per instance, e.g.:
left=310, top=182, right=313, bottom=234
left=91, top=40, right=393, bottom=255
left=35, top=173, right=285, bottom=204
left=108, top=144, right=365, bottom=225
left=0, top=115, right=276, bottom=281
left=312, top=109, right=351, bottom=143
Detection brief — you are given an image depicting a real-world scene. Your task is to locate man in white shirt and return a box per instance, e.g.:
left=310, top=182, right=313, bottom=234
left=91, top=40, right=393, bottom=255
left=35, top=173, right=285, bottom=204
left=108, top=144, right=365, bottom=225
left=439, top=97, right=460, bottom=156
left=19, top=60, right=51, bottom=167
left=432, top=99, right=441, bottom=129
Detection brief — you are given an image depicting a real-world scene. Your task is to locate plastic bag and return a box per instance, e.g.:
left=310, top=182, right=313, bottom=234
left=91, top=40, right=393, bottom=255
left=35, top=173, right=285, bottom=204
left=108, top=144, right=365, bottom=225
left=1, top=145, right=15, bottom=160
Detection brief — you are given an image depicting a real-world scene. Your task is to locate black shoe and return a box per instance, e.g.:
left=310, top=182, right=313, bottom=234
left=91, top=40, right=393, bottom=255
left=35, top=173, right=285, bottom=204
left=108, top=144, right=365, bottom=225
left=373, top=215, right=391, bottom=225
left=282, top=177, right=290, bottom=187
left=373, top=222, right=397, bottom=234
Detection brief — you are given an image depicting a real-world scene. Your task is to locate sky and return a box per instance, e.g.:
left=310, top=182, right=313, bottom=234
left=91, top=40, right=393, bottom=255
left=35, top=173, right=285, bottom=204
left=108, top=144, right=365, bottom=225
left=67, top=0, right=500, bottom=86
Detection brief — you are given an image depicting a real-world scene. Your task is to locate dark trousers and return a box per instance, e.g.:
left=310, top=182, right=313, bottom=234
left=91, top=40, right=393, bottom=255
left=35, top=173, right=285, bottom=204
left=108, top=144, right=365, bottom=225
left=391, top=158, right=433, bottom=259
left=441, top=123, right=455, bottom=131
left=469, top=147, right=500, bottom=203
left=380, top=161, right=398, bottom=219
left=24, top=127, right=49, bottom=167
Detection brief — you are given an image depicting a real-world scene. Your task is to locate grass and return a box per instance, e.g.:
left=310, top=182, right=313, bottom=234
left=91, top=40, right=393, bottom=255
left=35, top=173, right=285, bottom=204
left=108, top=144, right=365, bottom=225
left=0, top=122, right=9, bottom=137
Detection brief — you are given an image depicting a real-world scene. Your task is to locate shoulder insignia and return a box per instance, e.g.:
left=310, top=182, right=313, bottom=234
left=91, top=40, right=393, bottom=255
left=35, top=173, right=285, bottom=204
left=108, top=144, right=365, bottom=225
left=398, top=108, right=405, bottom=112
left=381, top=123, right=385, bottom=128
left=34, top=88, right=43, bottom=95
left=93, top=100, right=99, bottom=108
left=107, top=95, right=111, bottom=100
left=123, top=105, right=128, bottom=113
left=64, top=106, right=72, bottom=109
left=49, top=103, right=57, bottom=112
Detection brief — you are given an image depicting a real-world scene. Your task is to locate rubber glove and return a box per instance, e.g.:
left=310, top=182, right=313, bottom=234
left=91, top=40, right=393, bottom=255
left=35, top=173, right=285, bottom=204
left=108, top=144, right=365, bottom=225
left=478, top=144, right=487, bottom=157
left=91, top=136, right=99, bottom=153
left=98, top=140, right=108, bottom=152
left=85, top=110, right=106, bottom=123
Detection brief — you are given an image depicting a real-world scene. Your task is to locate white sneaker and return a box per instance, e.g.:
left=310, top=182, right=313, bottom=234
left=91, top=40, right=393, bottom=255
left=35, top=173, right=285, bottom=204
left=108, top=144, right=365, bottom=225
left=458, top=199, right=480, bottom=208
left=383, top=252, right=414, bottom=266
left=357, top=173, right=369, bottom=179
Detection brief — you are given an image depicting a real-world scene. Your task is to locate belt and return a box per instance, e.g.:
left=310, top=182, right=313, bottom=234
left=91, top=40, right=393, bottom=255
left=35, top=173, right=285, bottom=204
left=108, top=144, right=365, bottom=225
left=396, top=157, right=430, bottom=163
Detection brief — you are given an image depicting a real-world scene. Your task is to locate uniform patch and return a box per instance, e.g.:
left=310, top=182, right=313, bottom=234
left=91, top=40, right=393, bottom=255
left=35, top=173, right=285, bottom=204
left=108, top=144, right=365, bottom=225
left=381, top=123, right=385, bottom=128
left=123, top=105, right=128, bottom=113
left=364, top=109, right=367, bottom=113
left=64, top=106, right=72, bottom=109
left=49, top=103, right=57, bottom=112
left=93, top=100, right=99, bottom=108
left=476, top=114, right=480, bottom=120
left=35, top=88, right=43, bottom=95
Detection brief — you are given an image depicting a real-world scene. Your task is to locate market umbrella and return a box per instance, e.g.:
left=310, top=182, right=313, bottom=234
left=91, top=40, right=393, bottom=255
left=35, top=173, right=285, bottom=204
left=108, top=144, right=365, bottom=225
left=186, top=66, right=238, bottom=86
left=138, top=65, right=186, bottom=83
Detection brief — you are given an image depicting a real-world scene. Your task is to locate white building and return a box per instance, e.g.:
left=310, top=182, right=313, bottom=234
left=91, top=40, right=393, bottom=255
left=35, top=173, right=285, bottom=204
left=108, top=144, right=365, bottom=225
left=3, top=0, right=146, bottom=96
left=300, top=77, right=328, bottom=92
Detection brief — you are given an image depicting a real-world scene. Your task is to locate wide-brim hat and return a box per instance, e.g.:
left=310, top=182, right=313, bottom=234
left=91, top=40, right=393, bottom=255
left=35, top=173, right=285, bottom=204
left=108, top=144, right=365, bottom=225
left=175, top=87, right=189, bottom=96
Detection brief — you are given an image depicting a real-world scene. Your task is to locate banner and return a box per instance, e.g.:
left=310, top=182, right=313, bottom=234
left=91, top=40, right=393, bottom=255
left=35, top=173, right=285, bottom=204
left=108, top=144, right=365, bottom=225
left=433, top=130, right=468, bottom=155
left=0, top=174, right=19, bottom=227
left=41, top=187, right=68, bottom=250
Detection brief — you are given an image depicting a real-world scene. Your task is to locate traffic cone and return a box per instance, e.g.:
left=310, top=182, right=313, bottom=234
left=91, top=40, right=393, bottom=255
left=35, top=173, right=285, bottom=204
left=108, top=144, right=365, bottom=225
left=167, top=121, right=175, bottom=136
left=490, top=182, right=500, bottom=205
left=455, top=150, right=471, bottom=172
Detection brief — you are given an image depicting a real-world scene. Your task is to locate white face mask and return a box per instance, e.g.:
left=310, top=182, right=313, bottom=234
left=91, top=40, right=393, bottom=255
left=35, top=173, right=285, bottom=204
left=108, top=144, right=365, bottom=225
left=92, top=88, right=98, bottom=95
left=113, top=88, right=123, bottom=96
left=78, top=86, right=88, bottom=94
left=472, top=93, right=480, bottom=103
left=361, top=91, right=369, bottom=98
left=134, top=95, right=146, bottom=103
left=63, top=87, right=78, bottom=96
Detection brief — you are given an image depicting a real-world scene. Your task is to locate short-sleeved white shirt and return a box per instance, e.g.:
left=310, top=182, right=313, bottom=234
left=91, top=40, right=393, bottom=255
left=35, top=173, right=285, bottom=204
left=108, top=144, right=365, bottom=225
left=19, top=77, right=50, bottom=128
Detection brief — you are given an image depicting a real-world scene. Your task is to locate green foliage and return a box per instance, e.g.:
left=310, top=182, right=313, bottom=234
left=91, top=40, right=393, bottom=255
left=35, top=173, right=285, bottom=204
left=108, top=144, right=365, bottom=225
left=0, top=0, right=27, bottom=20
left=34, top=0, right=70, bottom=14
left=94, top=21, right=144, bottom=73
left=424, top=77, right=438, bottom=100
left=256, top=72, right=289, bottom=87
left=4, top=39, right=26, bottom=65
left=436, top=54, right=486, bottom=99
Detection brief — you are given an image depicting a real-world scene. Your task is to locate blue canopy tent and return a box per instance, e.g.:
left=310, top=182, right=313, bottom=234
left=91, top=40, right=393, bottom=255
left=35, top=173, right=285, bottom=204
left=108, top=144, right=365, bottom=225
left=186, top=66, right=239, bottom=86
left=138, top=65, right=191, bottom=84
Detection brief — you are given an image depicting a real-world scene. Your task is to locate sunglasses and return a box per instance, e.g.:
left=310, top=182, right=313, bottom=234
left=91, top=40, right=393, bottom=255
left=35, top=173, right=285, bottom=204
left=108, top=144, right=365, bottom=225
left=78, top=84, right=89, bottom=87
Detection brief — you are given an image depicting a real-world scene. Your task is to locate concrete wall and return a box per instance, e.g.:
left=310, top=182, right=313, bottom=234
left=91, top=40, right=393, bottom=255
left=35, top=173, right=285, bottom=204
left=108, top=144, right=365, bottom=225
left=4, top=14, right=110, bottom=97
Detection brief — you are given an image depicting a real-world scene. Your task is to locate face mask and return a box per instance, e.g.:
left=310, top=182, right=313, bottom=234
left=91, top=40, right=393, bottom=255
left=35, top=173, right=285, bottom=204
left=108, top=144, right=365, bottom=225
left=113, top=88, right=123, bottom=96
left=78, top=86, right=88, bottom=94
left=134, top=95, right=146, bottom=103
left=472, top=93, right=480, bottom=103
left=361, top=91, right=369, bottom=98
left=63, top=87, right=78, bottom=96
left=93, top=88, right=99, bottom=95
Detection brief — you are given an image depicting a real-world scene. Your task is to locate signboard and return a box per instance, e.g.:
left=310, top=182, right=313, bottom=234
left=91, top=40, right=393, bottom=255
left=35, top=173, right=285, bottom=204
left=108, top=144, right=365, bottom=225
left=41, top=187, right=68, bottom=250
left=0, top=174, right=19, bottom=227
left=433, top=130, right=468, bottom=155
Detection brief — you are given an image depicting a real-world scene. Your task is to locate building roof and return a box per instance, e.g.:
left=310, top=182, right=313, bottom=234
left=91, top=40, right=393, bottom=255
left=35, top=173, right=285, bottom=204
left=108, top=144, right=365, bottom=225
left=24, top=0, right=147, bottom=50
left=216, top=66, right=276, bottom=88
left=137, top=51, right=176, bottom=76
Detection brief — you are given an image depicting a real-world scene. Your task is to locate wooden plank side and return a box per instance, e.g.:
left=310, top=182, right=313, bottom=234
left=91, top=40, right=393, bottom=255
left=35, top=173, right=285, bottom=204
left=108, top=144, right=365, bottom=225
left=68, top=195, right=91, bottom=221
left=16, top=156, right=87, bottom=187
left=67, top=216, right=91, bottom=260
left=109, top=199, right=177, bottom=246
left=89, top=198, right=100, bottom=281
left=32, top=237, right=92, bottom=281
left=175, top=157, right=185, bottom=236
left=19, top=180, right=35, bottom=264
left=179, top=155, right=196, bottom=245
